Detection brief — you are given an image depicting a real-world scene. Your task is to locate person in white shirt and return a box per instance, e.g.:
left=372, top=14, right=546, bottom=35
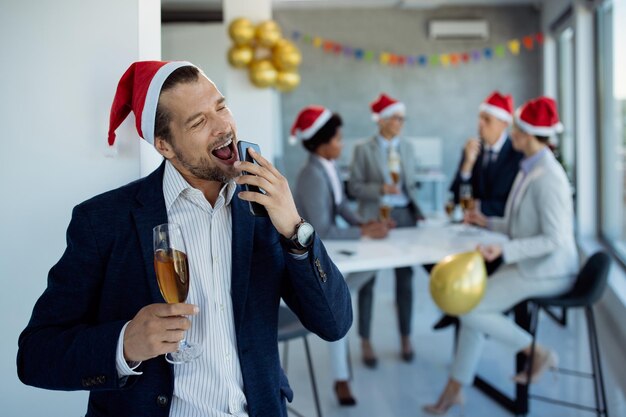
left=18, top=61, right=352, bottom=417
left=293, top=105, right=389, bottom=405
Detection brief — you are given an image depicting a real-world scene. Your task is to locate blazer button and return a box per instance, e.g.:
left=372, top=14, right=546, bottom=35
left=156, top=394, right=169, bottom=407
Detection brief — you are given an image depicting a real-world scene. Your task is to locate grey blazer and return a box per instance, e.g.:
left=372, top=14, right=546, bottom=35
left=489, top=150, right=578, bottom=279
left=295, top=155, right=362, bottom=240
left=347, top=136, right=423, bottom=221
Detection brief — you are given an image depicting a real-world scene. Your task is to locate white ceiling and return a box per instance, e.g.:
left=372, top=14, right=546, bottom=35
left=161, top=0, right=541, bottom=11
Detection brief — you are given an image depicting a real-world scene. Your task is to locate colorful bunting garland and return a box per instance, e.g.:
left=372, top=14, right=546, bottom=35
left=290, top=30, right=544, bottom=68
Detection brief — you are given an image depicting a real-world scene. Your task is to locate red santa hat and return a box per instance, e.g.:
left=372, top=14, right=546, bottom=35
left=370, top=93, right=405, bottom=122
left=515, top=96, right=564, bottom=136
left=108, top=60, right=196, bottom=146
left=478, top=91, right=514, bottom=123
left=289, top=105, right=333, bottom=145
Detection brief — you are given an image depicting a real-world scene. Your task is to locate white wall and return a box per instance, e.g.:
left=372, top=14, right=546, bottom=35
left=0, top=0, right=160, bottom=415
left=162, top=23, right=229, bottom=98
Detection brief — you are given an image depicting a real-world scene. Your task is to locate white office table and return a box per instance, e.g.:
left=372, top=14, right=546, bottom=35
left=324, top=221, right=508, bottom=273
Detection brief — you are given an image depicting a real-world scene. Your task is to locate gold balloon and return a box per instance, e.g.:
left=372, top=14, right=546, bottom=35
left=275, top=71, right=300, bottom=92
left=255, top=20, right=282, bottom=48
left=429, top=251, right=487, bottom=316
left=272, top=41, right=302, bottom=71
left=249, top=59, right=277, bottom=88
left=228, top=45, right=254, bottom=68
left=229, top=18, right=255, bottom=46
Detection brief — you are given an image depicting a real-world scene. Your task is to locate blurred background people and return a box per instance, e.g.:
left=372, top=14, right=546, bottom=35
left=348, top=93, right=424, bottom=365
left=449, top=91, right=523, bottom=217
left=434, top=91, right=524, bottom=331
left=293, top=105, right=389, bottom=405
left=424, top=97, right=578, bottom=415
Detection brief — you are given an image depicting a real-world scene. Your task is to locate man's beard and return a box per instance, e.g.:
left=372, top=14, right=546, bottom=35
left=171, top=134, right=238, bottom=183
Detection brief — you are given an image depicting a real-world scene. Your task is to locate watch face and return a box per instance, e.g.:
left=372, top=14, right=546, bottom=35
left=297, top=222, right=315, bottom=247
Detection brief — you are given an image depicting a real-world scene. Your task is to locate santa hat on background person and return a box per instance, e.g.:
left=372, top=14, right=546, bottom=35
left=108, top=60, right=195, bottom=147
left=478, top=91, right=514, bottom=123
left=370, top=93, right=405, bottom=122
left=288, top=105, right=333, bottom=145
left=515, top=96, right=564, bottom=136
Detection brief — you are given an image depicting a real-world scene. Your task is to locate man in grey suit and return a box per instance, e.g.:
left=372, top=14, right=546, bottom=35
left=293, top=106, right=389, bottom=405
left=425, top=97, right=578, bottom=415
left=348, top=93, right=425, bottom=364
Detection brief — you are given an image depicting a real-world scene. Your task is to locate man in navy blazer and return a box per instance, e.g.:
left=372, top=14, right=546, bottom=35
left=17, top=61, right=352, bottom=417
left=449, top=91, right=523, bottom=217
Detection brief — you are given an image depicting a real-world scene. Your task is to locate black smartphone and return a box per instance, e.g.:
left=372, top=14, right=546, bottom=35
left=236, top=140, right=269, bottom=217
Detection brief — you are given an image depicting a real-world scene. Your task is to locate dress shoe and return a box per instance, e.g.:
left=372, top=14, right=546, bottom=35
left=361, top=341, right=378, bottom=369
left=513, top=349, right=558, bottom=384
left=423, top=391, right=465, bottom=415
left=334, top=381, right=357, bottom=406
left=432, top=315, right=459, bottom=331
left=401, top=349, right=414, bottom=362
left=400, top=337, right=414, bottom=363
left=362, top=355, right=378, bottom=368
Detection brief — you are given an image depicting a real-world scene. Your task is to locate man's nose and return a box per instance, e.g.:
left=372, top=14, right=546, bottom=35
left=209, top=114, right=229, bottom=137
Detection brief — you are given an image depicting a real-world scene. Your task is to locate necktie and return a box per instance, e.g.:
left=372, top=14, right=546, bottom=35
left=388, top=146, right=401, bottom=184
left=483, top=149, right=496, bottom=186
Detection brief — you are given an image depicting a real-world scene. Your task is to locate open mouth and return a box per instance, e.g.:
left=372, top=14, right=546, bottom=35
left=211, top=138, right=238, bottom=163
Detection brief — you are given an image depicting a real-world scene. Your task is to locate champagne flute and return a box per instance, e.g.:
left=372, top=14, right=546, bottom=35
left=153, top=223, right=202, bottom=364
left=459, top=184, right=475, bottom=211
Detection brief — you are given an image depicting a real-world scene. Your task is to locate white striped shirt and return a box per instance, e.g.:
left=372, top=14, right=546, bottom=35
left=163, top=161, right=248, bottom=417
left=116, top=161, right=248, bottom=416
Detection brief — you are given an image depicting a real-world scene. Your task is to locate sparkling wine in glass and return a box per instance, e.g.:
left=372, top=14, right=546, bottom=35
left=459, top=184, right=475, bottom=211
left=153, top=223, right=202, bottom=364
left=390, top=171, right=400, bottom=185
left=379, top=204, right=392, bottom=221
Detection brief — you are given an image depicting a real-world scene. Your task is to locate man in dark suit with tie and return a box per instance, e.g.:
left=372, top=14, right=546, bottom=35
left=449, top=91, right=523, bottom=217
left=17, top=61, right=352, bottom=417
left=434, top=91, right=523, bottom=331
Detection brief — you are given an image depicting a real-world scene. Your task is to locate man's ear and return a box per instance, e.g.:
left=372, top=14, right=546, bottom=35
left=154, top=137, right=174, bottom=159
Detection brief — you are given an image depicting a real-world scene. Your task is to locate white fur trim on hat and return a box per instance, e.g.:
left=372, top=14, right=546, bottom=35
left=479, top=102, right=513, bottom=123
left=141, top=61, right=194, bottom=145
left=515, top=113, right=564, bottom=136
left=298, top=108, right=332, bottom=141
left=373, top=102, right=406, bottom=122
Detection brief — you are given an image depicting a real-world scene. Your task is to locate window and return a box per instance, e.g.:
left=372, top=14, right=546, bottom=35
left=557, top=26, right=576, bottom=185
left=598, top=0, right=626, bottom=261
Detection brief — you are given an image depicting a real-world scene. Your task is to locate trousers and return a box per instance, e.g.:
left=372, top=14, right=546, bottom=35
left=451, top=264, right=574, bottom=385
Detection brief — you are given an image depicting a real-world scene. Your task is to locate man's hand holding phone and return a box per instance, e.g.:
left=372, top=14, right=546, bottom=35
left=234, top=147, right=302, bottom=239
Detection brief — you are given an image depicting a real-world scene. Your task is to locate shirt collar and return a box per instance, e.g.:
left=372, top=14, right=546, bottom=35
left=315, top=154, right=336, bottom=169
left=163, top=160, right=237, bottom=211
left=376, top=135, right=400, bottom=150
left=485, top=131, right=508, bottom=153
left=520, top=147, right=549, bottom=175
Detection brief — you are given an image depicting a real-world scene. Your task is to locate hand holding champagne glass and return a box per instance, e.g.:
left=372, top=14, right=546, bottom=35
left=153, top=223, right=202, bottom=364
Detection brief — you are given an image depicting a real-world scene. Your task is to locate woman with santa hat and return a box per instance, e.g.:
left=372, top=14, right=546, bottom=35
left=292, top=105, right=390, bottom=406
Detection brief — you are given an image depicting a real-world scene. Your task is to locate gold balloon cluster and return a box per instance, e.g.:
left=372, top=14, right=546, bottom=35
left=227, top=18, right=302, bottom=92
left=429, top=251, right=487, bottom=316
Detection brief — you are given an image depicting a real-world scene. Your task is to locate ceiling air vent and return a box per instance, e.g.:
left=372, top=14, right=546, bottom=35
left=428, top=19, right=489, bottom=40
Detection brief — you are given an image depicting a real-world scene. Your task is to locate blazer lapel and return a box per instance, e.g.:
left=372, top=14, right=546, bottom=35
left=311, top=156, right=336, bottom=209
left=509, top=164, right=545, bottom=220
left=490, top=138, right=512, bottom=183
left=230, top=190, right=255, bottom=336
left=368, top=137, right=386, bottom=181
left=399, top=139, right=411, bottom=182
left=132, top=162, right=169, bottom=304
